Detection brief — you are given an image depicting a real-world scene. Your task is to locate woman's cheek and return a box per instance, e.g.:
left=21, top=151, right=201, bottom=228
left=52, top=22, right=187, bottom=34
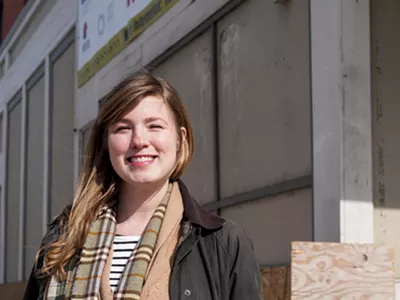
left=109, top=134, right=131, bottom=155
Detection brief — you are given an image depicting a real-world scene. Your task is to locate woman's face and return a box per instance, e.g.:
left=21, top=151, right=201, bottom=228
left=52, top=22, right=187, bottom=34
left=107, top=95, right=185, bottom=187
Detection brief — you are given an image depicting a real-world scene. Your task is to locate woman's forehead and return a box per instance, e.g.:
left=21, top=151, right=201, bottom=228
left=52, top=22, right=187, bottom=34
left=115, top=96, right=174, bottom=123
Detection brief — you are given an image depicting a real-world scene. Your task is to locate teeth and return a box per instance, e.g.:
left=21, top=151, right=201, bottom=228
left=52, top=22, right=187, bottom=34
left=130, top=156, right=154, bottom=162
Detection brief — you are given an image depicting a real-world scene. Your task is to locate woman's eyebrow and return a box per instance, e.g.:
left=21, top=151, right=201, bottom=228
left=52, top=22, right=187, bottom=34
left=144, top=117, right=168, bottom=124
left=114, top=118, right=131, bottom=125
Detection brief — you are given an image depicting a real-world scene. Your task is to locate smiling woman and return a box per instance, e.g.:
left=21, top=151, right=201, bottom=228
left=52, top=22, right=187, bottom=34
left=107, top=95, right=187, bottom=188
left=23, top=71, right=263, bottom=300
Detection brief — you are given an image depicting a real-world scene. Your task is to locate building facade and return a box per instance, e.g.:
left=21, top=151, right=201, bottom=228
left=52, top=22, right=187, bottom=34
left=0, top=0, right=399, bottom=296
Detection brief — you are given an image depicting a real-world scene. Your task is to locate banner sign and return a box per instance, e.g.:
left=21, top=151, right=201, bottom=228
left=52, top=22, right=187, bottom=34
left=77, top=0, right=180, bottom=87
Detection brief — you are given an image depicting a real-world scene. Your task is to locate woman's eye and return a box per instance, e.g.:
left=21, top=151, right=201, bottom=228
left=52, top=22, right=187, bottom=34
left=149, top=124, right=163, bottom=129
left=116, top=126, right=130, bottom=132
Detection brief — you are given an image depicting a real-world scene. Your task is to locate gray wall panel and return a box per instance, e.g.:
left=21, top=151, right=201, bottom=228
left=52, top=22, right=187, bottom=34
left=220, top=188, right=312, bottom=266
left=154, top=29, right=217, bottom=204
left=217, top=0, right=311, bottom=198
left=24, top=75, right=45, bottom=279
left=6, top=99, right=22, bottom=283
left=50, top=43, right=75, bottom=218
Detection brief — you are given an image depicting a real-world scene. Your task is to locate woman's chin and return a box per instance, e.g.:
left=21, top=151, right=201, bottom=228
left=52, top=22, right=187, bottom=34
left=125, top=176, right=167, bottom=187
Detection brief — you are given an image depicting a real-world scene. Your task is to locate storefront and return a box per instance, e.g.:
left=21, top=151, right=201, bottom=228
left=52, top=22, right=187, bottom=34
left=0, top=0, right=399, bottom=296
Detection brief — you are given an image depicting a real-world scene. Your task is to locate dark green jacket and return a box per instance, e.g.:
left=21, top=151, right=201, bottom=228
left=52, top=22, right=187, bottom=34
left=24, top=180, right=264, bottom=300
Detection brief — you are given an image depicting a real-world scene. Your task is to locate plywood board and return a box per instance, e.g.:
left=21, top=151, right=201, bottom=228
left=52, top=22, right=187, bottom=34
left=291, top=242, right=395, bottom=300
left=261, top=266, right=291, bottom=300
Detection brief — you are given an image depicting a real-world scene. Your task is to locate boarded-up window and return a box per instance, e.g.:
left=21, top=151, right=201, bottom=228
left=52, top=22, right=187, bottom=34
left=5, top=91, right=22, bottom=283
left=24, top=69, right=45, bottom=279
left=50, top=38, right=75, bottom=219
left=217, top=0, right=311, bottom=198
left=215, top=0, right=312, bottom=268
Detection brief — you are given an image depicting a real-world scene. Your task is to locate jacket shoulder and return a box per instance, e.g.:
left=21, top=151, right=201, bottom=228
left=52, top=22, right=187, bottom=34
left=211, top=219, right=255, bottom=259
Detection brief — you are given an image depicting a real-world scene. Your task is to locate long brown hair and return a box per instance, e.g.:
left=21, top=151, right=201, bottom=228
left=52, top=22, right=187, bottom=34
left=38, top=71, right=194, bottom=280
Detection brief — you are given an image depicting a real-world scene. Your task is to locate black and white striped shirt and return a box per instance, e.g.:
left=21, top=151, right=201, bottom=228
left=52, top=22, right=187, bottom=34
left=110, top=235, right=140, bottom=291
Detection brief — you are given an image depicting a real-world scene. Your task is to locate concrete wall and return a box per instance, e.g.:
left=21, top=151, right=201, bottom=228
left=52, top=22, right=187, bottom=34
left=371, top=0, right=400, bottom=280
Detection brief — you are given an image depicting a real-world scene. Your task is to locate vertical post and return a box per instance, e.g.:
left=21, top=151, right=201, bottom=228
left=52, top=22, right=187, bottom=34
left=339, top=0, right=372, bottom=243
left=0, top=109, right=7, bottom=283
left=43, top=56, right=50, bottom=235
left=19, top=84, right=27, bottom=281
left=310, top=0, right=373, bottom=243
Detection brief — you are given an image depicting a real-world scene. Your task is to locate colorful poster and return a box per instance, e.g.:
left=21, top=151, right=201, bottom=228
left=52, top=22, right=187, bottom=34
left=77, top=0, right=180, bottom=87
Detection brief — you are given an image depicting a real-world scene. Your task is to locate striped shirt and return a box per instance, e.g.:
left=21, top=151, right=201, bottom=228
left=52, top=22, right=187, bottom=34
left=110, top=235, right=140, bottom=291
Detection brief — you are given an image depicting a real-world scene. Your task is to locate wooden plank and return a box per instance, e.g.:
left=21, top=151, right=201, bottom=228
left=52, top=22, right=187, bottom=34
left=291, top=242, right=395, bottom=300
left=261, top=266, right=291, bottom=299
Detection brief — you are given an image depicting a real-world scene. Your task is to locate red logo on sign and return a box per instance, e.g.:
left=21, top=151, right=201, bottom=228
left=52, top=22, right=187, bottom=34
left=83, top=22, right=88, bottom=39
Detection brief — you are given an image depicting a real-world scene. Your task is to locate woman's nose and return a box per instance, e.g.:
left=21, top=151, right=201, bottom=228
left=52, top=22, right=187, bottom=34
left=130, top=129, right=148, bottom=149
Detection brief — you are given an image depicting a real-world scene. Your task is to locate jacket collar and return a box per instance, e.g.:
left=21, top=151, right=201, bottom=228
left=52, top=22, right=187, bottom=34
left=177, top=179, right=225, bottom=230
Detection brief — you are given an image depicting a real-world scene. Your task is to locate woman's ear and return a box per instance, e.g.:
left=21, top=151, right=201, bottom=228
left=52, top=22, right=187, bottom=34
left=177, top=127, right=187, bottom=150
left=180, top=127, right=187, bottom=139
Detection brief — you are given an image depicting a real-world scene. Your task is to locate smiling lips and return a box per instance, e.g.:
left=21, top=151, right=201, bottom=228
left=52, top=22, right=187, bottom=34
left=127, top=155, right=157, bottom=166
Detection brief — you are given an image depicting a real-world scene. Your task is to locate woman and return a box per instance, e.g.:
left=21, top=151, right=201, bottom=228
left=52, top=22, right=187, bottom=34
left=24, top=72, right=263, bottom=299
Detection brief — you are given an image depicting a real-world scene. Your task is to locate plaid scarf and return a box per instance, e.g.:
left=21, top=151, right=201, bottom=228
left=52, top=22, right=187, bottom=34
left=46, top=183, right=173, bottom=300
